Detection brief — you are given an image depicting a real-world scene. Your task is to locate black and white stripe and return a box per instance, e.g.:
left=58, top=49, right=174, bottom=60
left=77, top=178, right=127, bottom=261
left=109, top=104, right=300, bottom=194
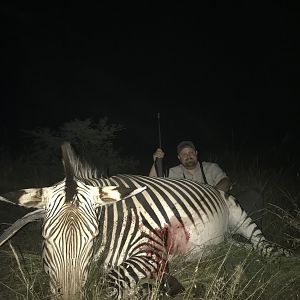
left=80, top=174, right=290, bottom=298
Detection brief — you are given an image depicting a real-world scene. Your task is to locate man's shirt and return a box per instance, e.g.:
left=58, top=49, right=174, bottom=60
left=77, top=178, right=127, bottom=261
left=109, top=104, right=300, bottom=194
left=168, top=161, right=227, bottom=186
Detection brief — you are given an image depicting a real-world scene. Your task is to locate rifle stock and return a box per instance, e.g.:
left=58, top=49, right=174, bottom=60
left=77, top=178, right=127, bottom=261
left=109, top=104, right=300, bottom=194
left=155, top=157, right=164, bottom=177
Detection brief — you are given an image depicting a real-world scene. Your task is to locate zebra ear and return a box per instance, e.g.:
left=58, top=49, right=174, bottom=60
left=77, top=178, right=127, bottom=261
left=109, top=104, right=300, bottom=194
left=1, top=188, right=49, bottom=209
left=97, top=186, right=146, bottom=205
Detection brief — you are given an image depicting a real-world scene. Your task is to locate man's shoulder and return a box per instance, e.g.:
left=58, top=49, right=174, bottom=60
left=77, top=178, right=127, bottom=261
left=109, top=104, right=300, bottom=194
left=169, top=165, right=182, bottom=172
left=202, top=161, right=227, bottom=177
left=168, top=165, right=184, bottom=178
left=202, top=161, right=224, bottom=172
left=201, top=161, right=218, bottom=168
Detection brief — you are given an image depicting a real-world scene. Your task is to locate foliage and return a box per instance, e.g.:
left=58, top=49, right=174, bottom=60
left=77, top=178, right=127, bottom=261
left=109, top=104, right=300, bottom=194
left=0, top=118, right=140, bottom=191
left=26, top=117, right=139, bottom=175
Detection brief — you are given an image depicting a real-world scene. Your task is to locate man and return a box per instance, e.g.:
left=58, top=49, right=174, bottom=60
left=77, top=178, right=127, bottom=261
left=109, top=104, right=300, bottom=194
left=149, top=140, right=231, bottom=193
left=149, top=140, right=263, bottom=227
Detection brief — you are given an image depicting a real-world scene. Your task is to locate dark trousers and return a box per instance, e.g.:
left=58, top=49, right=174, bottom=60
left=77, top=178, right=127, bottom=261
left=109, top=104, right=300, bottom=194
left=235, top=188, right=264, bottom=229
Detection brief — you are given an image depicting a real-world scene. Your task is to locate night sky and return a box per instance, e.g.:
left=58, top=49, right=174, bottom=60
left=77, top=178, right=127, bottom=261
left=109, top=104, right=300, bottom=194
left=1, top=2, right=300, bottom=172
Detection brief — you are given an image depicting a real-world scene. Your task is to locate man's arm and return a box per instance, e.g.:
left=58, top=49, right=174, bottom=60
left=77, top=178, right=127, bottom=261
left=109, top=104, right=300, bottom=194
left=215, top=177, right=231, bottom=193
left=149, top=164, right=158, bottom=177
left=148, top=148, right=165, bottom=177
left=206, top=162, right=231, bottom=193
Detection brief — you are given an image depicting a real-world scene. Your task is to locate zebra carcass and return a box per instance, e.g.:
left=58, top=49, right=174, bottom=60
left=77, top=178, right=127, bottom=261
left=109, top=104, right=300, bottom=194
left=0, top=142, right=292, bottom=299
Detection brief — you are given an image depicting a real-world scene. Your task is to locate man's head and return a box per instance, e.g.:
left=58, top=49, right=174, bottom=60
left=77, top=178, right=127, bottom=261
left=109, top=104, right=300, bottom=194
left=176, top=141, right=198, bottom=169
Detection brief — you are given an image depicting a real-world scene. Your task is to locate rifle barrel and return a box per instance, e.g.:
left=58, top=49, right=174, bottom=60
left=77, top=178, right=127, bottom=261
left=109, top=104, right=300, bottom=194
left=157, top=112, right=162, bottom=148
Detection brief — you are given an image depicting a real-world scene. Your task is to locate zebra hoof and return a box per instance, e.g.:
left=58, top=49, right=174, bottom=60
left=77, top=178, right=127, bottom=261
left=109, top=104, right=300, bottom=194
left=161, top=274, right=185, bottom=297
left=136, top=283, right=153, bottom=299
left=106, top=286, right=119, bottom=299
left=192, top=283, right=206, bottom=298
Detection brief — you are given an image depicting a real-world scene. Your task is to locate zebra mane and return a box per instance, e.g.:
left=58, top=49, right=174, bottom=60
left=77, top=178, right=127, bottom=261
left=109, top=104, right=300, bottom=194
left=61, top=142, right=98, bottom=180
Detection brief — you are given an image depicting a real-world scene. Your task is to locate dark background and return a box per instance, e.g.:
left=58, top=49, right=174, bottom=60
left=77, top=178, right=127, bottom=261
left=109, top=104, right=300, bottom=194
left=1, top=2, right=300, bottom=174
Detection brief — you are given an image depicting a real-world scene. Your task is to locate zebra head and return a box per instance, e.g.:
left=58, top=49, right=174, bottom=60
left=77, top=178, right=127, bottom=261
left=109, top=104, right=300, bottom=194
left=0, top=142, right=146, bottom=299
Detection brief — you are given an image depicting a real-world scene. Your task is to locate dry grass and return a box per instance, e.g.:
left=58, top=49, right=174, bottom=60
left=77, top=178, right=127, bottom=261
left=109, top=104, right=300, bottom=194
left=1, top=234, right=299, bottom=299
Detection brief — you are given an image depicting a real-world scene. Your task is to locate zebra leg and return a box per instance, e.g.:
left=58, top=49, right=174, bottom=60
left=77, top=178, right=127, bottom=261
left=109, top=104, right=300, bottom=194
left=105, top=257, right=157, bottom=299
left=135, top=274, right=185, bottom=299
left=160, top=273, right=185, bottom=297
left=135, top=274, right=184, bottom=299
left=105, top=256, right=184, bottom=299
left=227, top=194, right=292, bottom=257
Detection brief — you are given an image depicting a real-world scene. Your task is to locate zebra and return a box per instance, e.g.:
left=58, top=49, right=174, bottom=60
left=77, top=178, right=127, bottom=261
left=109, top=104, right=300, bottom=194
left=0, top=142, right=291, bottom=299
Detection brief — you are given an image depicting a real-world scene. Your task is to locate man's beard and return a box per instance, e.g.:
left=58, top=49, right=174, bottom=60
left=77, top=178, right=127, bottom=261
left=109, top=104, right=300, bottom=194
left=183, top=158, right=197, bottom=169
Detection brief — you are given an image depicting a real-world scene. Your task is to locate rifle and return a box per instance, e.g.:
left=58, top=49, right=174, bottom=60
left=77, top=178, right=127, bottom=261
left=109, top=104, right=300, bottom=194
left=154, top=112, right=164, bottom=177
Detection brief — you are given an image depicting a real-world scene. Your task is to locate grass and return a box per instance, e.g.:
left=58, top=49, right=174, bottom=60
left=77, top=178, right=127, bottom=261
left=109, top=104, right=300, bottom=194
left=0, top=236, right=299, bottom=299
left=0, top=248, right=49, bottom=299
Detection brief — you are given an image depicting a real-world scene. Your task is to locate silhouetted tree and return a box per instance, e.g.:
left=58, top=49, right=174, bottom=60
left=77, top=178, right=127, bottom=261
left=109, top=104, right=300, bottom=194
left=26, top=117, right=139, bottom=177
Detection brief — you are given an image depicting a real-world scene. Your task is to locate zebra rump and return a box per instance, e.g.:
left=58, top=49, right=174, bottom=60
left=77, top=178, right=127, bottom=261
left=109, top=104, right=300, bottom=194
left=0, top=142, right=292, bottom=299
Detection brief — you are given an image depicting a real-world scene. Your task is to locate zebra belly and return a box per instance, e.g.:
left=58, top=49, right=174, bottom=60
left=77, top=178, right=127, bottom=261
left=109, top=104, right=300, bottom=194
left=157, top=213, right=228, bottom=258
left=150, top=215, right=228, bottom=256
left=191, top=212, right=228, bottom=248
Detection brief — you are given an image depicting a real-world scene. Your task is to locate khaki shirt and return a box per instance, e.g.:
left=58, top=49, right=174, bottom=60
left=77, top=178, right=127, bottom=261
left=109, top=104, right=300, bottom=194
left=168, top=161, right=227, bottom=186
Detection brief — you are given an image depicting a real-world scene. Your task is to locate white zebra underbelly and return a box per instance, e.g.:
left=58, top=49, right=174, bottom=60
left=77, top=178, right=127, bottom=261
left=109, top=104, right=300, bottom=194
left=157, top=213, right=229, bottom=258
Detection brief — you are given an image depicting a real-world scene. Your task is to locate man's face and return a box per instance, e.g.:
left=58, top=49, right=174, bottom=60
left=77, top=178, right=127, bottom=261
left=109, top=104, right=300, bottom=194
left=178, top=147, right=198, bottom=169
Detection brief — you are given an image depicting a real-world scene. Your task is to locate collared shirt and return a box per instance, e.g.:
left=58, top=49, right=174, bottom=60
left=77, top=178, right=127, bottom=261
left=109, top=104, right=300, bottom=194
left=168, top=161, right=227, bottom=186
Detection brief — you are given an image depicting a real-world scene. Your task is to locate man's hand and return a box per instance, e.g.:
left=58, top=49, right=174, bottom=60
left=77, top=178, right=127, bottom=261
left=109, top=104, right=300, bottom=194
left=153, top=148, right=165, bottom=161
